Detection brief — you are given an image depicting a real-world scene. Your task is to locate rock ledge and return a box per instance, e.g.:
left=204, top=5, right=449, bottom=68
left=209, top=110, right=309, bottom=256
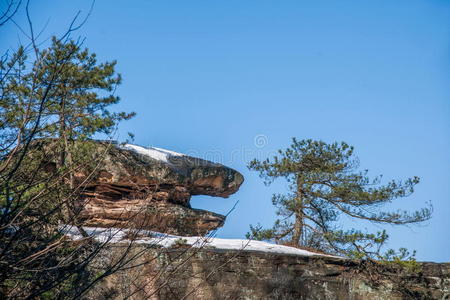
left=75, top=141, right=244, bottom=235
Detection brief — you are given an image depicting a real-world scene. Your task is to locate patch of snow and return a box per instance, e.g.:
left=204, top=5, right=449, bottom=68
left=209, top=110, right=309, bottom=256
left=61, top=226, right=341, bottom=258
left=121, top=144, right=184, bottom=164
left=152, top=147, right=185, bottom=157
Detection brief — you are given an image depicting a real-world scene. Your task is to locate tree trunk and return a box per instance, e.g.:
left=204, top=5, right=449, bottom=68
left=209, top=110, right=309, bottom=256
left=292, top=175, right=304, bottom=246
left=292, top=212, right=303, bottom=246
left=58, top=98, right=88, bottom=237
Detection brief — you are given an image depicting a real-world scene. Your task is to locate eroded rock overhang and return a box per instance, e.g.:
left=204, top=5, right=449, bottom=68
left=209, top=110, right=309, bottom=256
left=76, top=142, right=244, bottom=236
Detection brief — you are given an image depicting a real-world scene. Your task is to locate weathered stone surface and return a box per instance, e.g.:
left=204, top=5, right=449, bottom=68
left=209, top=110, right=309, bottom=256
left=40, top=140, right=245, bottom=235
left=89, top=246, right=450, bottom=300
left=76, top=142, right=243, bottom=235
left=84, top=143, right=244, bottom=198
left=80, top=201, right=225, bottom=236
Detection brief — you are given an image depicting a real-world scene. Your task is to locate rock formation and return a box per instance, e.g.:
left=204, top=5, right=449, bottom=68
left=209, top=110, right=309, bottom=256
left=74, top=142, right=244, bottom=236
left=55, top=140, right=449, bottom=299
left=88, top=246, right=450, bottom=300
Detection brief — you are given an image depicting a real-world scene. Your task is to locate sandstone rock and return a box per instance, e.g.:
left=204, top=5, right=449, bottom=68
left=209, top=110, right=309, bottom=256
left=89, top=246, right=450, bottom=300
left=81, top=143, right=244, bottom=235
left=87, top=143, right=244, bottom=198
left=80, top=201, right=226, bottom=236
left=59, top=140, right=243, bottom=235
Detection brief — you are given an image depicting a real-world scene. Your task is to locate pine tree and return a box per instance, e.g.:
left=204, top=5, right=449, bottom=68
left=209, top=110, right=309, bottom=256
left=2, top=37, right=135, bottom=226
left=247, top=138, right=432, bottom=258
left=0, top=38, right=136, bottom=297
left=35, top=37, right=135, bottom=141
left=2, top=37, right=134, bottom=142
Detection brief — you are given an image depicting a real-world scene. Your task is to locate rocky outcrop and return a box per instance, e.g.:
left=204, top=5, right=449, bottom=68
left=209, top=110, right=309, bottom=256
left=89, top=246, right=450, bottom=300
left=53, top=140, right=449, bottom=299
left=73, top=142, right=243, bottom=235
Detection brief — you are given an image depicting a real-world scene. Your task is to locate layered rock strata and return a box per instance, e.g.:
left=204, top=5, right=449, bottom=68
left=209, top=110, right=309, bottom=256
left=73, top=142, right=243, bottom=236
left=89, top=246, right=450, bottom=300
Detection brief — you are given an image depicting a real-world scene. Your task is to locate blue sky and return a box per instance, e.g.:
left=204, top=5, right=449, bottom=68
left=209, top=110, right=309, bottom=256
left=1, top=0, right=449, bottom=262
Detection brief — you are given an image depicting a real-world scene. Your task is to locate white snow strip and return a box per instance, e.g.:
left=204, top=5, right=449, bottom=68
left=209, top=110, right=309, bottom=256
left=151, top=147, right=185, bottom=157
left=61, top=226, right=341, bottom=258
left=121, top=144, right=184, bottom=163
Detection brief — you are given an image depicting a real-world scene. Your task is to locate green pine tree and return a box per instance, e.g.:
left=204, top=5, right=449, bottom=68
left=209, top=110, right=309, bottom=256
left=0, top=38, right=136, bottom=297
left=2, top=37, right=135, bottom=224
left=247, top=138, right=432, bottom=259
left=35, top=37, right=135, bottom=141
left=2, top=37, right=134, bottom=142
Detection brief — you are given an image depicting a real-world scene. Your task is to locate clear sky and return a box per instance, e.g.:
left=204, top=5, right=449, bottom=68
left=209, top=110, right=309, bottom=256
left=1, top=0, right=449, bottom=262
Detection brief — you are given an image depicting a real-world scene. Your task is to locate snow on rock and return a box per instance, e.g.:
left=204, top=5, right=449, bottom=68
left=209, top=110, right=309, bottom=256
left=122, top=144, right=184, bottom=164
left=61, top=226, right=341, bottom=258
